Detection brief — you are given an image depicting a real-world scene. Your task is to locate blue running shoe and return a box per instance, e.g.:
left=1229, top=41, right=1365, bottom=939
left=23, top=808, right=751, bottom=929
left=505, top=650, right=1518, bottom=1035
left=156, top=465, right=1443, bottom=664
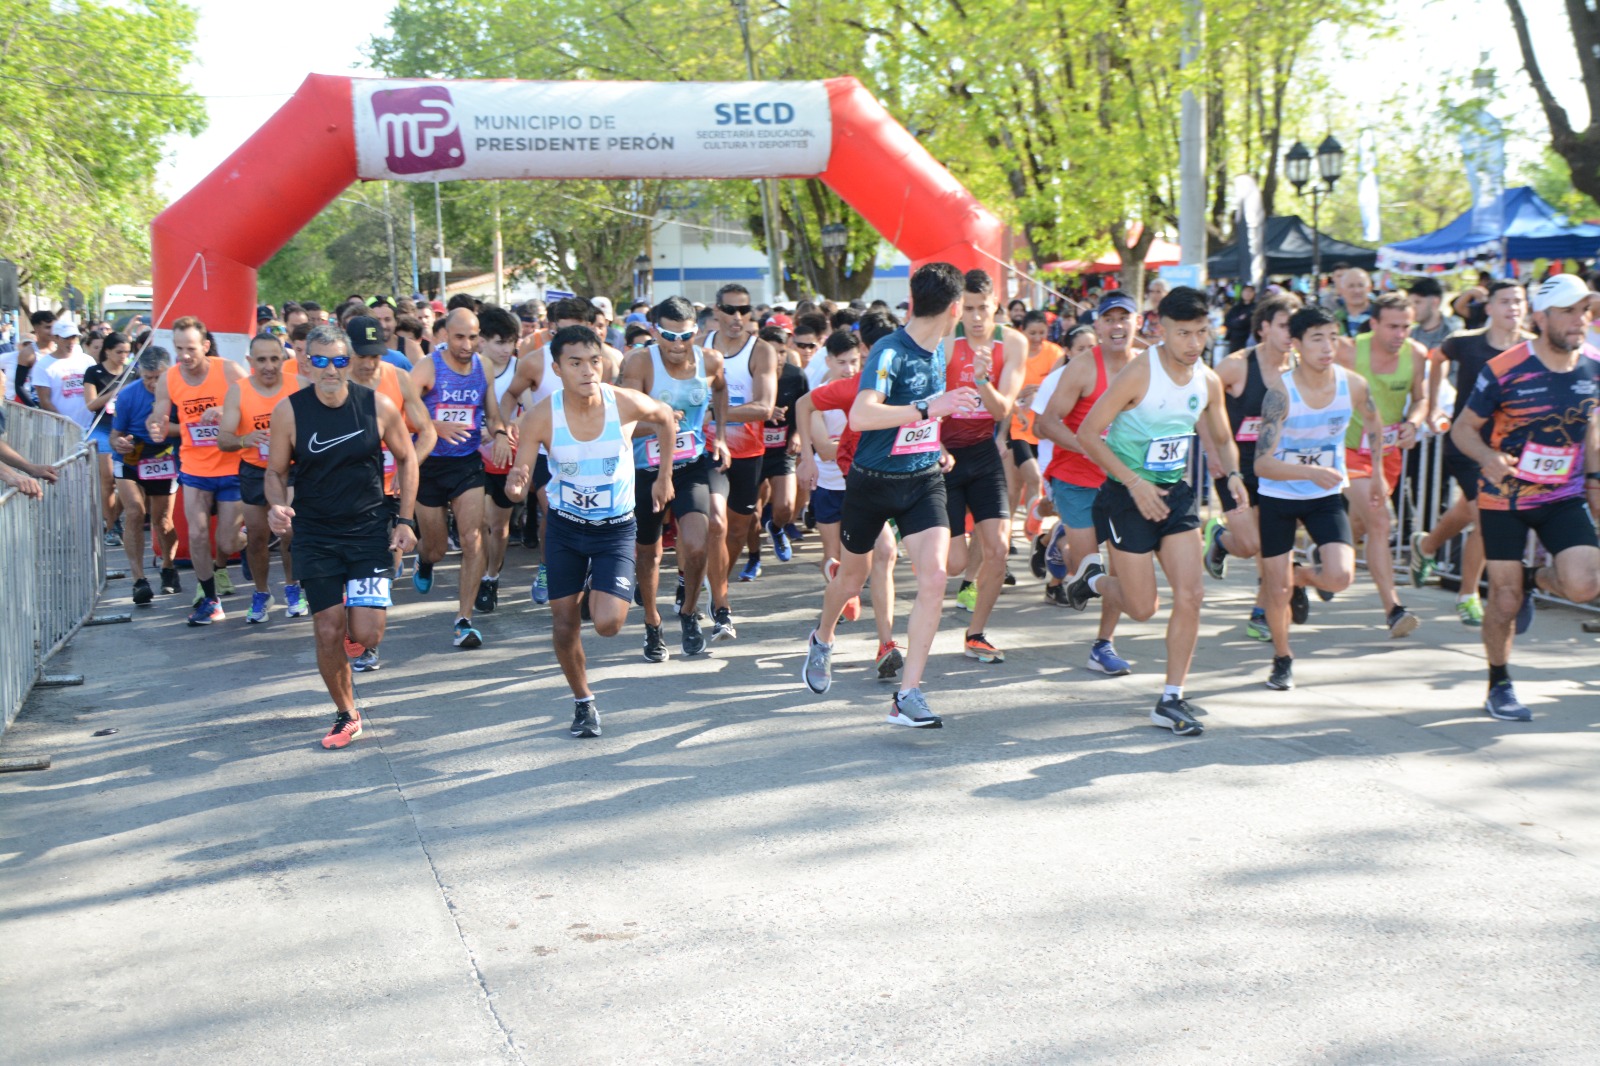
left=1087, top=640, right=1131, bottom=676
left=767, top=520, right=792, bottom=562
left=283, top=583, right=308, bottom=617
left=784, top=522, right=804, bottom=542
left=414, top=563, right=434, bottom=595
left=1246, top=608, right=1271, bottom=641
left=453, top=617, right=482, bottom=649
left=1515, top=587, right=1535, bottom=635
left=246, top=591, right=271, bottom=624
left=1044, top=524, right=1069, bottom=581
left=740, top=556, right=762, bottom=582
left=1484, top=682, right=1531, bottom=722
left=531, top=564, right=549, bottom=605
left=187, top=598, right=224, bottom=627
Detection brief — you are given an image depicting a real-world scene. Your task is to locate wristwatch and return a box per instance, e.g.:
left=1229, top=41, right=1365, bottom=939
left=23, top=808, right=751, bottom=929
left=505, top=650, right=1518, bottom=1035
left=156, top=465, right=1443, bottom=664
left=393, top=516, right=419, bottom=534
left=914, top=400, right=930, bottom=420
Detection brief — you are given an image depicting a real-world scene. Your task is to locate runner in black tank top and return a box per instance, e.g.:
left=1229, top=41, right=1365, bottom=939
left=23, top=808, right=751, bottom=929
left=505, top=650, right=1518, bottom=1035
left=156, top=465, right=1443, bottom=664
left=1206, top=296, right=1296, bottom=637
left=266, top=324, right=419, bottom=750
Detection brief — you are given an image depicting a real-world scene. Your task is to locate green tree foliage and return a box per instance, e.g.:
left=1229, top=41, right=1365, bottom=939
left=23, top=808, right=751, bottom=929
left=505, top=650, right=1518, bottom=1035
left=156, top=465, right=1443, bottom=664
left=257, top=185, right=412, bottom=309
left=0, top=0, right=205, bottom=300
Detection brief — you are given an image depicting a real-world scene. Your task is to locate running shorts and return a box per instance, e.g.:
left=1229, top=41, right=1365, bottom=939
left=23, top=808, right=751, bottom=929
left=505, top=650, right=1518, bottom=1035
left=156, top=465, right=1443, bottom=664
left=710, top=454, right=764, bottom=516
left=533, top=453, right=552, bottom=492
left=1442, top=449, right=1480, bottom=503
left=634, top=454, right=714, bottom=545
left=1008, top=439, right=1038, bottom=467
left=1479, top=497, right=1598, bottom=562
left=1212, top=471, right=1262, bottom=512
left=238, top=462, right=269, bottom=507
left=545, top=511, right=637, bottom=603
left=484, top=470, right=515, bottom=510
left=418, top=452, right=485, bottom=508
left=1093, top=478, right=1201, bottom=555
left=292, top=530, right=394, bottom=614
left=1346, top=447, right=1404, bottom=489
left=178, top=471, right=241, bottom=502
left=1257, top=493, right=1352, bottom=559
left=810, top=486, right=845, bottom=526
left=839, top=464, right=947, bottom=555
left=1048, top=477, right=1098, bottom=531
left=761, top=447, right=797, bottom=481
left=944, top=438, right=1009, bottom=529
left=115, top=460, right=176, bottom=497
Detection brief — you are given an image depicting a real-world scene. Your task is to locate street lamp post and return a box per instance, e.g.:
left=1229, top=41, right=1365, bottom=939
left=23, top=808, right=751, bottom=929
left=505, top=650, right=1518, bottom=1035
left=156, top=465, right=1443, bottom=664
left=1284, top=135, right=1345, bottom=289
left=819, top=222, right=848, bottom=297
left=634, top=253, right=653, bottom=304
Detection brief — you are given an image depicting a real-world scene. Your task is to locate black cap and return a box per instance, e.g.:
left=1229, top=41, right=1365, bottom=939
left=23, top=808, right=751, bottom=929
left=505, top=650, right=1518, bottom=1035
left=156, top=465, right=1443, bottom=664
left=346, top=316, right=386, bottom=356
left=256, top=303, right=275, bottom=322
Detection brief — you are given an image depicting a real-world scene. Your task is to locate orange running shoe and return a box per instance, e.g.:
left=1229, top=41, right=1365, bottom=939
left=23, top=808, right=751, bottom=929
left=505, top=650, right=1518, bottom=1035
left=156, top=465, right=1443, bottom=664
left=964, top=631, right=1005, bottom=664
left=322, top=712, right=363, bottom=750
left=344, top=636, right=365, bottom=659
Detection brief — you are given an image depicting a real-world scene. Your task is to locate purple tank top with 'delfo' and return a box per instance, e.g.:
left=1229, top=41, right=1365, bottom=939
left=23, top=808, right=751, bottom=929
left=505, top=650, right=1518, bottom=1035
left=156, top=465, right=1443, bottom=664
left=424, top=349, right=488, bottom=457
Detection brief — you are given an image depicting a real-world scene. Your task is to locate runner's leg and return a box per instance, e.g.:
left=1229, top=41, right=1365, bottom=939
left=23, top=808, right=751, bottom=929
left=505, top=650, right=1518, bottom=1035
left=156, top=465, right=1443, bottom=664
left=451, top=487, right=488, bottom=622
left=1346, top=478, right=1401, bottom=613
left=117, top=480, right=148, bottom=581
left=967, top=516, right=1008, bottom=635
left=898, top=523, right=952, bottom=691
left=1154, top=530, right=1206, bottom=689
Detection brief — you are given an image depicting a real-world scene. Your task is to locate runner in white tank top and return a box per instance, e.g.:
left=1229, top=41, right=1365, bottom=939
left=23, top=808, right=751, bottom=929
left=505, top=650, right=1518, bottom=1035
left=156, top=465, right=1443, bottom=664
left=474, top=307, right=525, bottom=613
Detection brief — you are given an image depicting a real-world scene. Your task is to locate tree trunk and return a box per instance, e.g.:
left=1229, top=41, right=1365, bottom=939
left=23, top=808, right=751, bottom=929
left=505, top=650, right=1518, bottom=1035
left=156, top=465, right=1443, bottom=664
left=1505, top=0, right=1600, bottom=205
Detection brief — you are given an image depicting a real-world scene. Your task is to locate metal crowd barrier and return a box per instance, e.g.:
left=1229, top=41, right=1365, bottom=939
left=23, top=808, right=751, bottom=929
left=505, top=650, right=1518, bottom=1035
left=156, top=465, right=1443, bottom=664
left=1, top=405, right=105, bottom=732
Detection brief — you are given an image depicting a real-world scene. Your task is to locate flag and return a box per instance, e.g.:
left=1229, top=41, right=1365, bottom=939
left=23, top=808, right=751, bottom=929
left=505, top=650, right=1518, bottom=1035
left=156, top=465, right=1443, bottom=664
left=1358, top=131, right=1381, bottom=244
left=1233, top=176, right=1265, bottom=289
left=1459, top=110, right=1506, bottom=239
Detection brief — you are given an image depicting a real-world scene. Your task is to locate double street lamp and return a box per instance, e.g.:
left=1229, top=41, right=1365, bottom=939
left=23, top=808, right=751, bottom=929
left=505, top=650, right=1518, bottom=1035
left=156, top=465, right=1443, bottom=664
left=1284, top=135, right=1345, bottom=282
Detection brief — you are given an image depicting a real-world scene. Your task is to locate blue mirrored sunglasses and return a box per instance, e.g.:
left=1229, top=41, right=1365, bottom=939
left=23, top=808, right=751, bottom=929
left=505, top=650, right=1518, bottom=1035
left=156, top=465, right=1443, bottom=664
left=308, top=354, right=351, bottom=369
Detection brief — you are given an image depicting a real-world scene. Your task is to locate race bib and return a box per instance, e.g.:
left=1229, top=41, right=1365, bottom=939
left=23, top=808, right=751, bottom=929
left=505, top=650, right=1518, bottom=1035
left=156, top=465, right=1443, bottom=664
left=645, top=432, right=698, bottom=468
left=1515, top=443, right=1580, bottom=485
left=890, top=419, right=940, bottom=456
left=1357, top=423, right=1403, bottom=455
left=1144, top=434, right=1191, bottom=472
left=1284, top=446, right=1336, bottom=468
left=560, top=482, right=613, bottom=512
left=62, top=375, right=84, bottom=399
left=763, top=425, right=788, bottom=448
left=436, top=405, right=477, bottom=427
left=345, top=575, right=392, bottom=609
left=381, top=446, right=396, bottom=475
left=257, top=438, right=270, bottom=460
left=138, top=455, right=177, bottom=480
left=186, top=422, right=219, bottom=448
left=1235, top=416, right=1261, bottom=442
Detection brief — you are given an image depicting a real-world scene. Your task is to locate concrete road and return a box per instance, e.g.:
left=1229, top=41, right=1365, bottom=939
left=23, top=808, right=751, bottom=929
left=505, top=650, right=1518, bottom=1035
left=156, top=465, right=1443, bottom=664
left=3, top=535, right=1599, bottom=1065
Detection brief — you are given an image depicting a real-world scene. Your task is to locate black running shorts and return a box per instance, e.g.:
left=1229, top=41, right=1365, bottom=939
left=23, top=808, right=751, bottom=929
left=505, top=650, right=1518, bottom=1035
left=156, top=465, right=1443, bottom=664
left=545, top=511, right=637, bottom=603
left=944, top=438, right=1010, bottom=529
left=634, top=454, right=714, bottom=545
left=418, top=453, right=485, bottom=508
left=1479, top=497, right=1598, bottom=562
left=1257, top=492, right=1352, bottom=559
left=710, top=454, right=764, bottom=516
left=1092, top=478, right=1201, bottom=555
left=839, top=464, right=947, bottom=555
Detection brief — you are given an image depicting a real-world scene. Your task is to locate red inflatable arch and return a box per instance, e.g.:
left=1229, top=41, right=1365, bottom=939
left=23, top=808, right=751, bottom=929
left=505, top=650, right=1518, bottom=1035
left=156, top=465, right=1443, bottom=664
left=152, top=74, right=1003, bottom=351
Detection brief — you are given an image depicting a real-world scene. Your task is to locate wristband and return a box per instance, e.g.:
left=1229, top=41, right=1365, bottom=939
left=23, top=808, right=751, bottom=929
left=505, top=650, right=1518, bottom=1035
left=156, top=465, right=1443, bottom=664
left=493, top=428, right=508, bottom=437
left=393, top=516, right=419, bottom=534
left=1587, top=472, right=1600, bottom=482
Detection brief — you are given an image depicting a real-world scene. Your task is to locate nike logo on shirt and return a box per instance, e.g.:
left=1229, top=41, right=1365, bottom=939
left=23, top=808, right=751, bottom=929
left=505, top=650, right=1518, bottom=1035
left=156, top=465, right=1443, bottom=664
left=306, top=430, right=363, bottom=454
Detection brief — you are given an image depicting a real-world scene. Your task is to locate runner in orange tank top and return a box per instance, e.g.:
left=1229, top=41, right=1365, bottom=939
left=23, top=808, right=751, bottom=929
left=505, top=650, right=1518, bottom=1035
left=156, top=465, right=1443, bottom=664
left=148, top=316, right=248, bottom=625
left=220, top=332, right=307, bottom=623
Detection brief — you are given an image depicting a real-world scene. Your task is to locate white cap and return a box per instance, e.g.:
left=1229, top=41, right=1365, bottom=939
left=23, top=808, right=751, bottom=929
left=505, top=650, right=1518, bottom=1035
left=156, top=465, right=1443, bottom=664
left=51, top=316, right=80, bottom=338
left=1529, top=273, right=1598, bottom=312
left=590, top=296, right=614, bottom=320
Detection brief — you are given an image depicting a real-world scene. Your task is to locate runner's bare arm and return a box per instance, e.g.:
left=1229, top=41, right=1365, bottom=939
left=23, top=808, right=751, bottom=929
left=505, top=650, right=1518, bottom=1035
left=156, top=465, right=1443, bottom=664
left=706, top=352, right=731, bottom=468
left=505, top=347, right=540, bottom=406
left=504, top=399, right=554, bottom=503
left=1585, top=407, right=1600, bottom=513
left=616, top=350, right=651, bottom=437
left=148, top=374, right=172, bottom=437
left=600, top=344, right=624, bottom=384
left=618, top=387, right=679, bottom=512
left=396, top=369, right=437, bottom=462
left=1036, top=360, right=1089, bottom=454
left=264, top=399, right=296, bottom=533
left=1076, top=358, right=1151, bottom=486
left=1251, top=385, right=1295, bottom=482
left=218, top=382, right=250, bottom=450
left=726, top=340, right=778, bottom=423
left=1197, top=369, right=1245, bottom=480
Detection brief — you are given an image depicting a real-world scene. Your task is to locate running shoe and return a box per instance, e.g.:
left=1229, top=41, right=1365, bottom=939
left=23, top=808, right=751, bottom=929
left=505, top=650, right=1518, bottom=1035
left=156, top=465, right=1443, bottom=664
left=1309, top=545, right=1336, bottom=601
left=803, top=630, right=833, bottom=693
left=842, top=595, right=861, bottom=622
left=1044, top=525, right=1069, bottom=580
left=954, top=582, right=977, bottom=612
left=679, top=612, right=706, bottom=656
left=767, top=520, right=792, bottom=562
left=344, top=637, right=366, bottom=659
left=711, top=606, right=737, bottom=641
left=103, top=528, right=122, bottom=548
left=475, top=577, right=498, bottom=613
left=643, top=622, right=669, bottom=663
left=1003, top=568, right=1017, bottom=587
left=1408, top=531, right=1437, bottom=588
left=875, top=641, right=904, bottom=680
left=214, top=568, right=235, bottom=597
left=1386, top=605, right=1420, bottom=639
left=1484, top=682, right=1531, bottom=722
left=674, top=573, right=686, bottom=609
left=352, top=647, right=381, bottom=672
left=530, top=564, right=549, bottom=605
left=284, top=583, right=308, bottom=617
left=784, top=522, right=805, bottom=542
left=1266, top=656, right=1294, bottom=691
left=1290, top=584, right=1310, bottom=626
left=1030, top=533, right=1048, bottom=579
left=964, top=632, right=1005, bottom=663
left=414, top=563, right=434, bottom=595
left=1245, top=608, right=1271, bottom=641
left=246, top=591, right=271, bottom=624
left=1065, top=554, right=1104, bottom=611
left=322, top=712, right=363, bottom=750
left=186, top=598, right=224, bottom=626
left=1151, top=695, right=1203, bottom=736
left=1515, top=587, right=1535, bottom=635
left=887, top=688, right=942, bottom=728
left=1044, top=583, right=1072, bottom=608
left=131, top=578, right=153, bottom=606
left=1456, top=595, right=1484, bottom=627
left=453, top=617, right=483, bottom=649
left=740, top=557, right=763, bottom=581
left=1087, top=641, right=1131, bottom=676
left=1202, top=516, right=1228, bottom=579
left=160, top=567, right=181, bottom=595
left=571, top=700, right=602, bottom=738
left=239, top=552, right=252, bottom=584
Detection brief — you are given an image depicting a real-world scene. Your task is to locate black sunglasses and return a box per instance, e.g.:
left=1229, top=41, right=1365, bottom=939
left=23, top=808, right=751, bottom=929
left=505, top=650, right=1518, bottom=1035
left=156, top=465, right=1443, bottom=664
left=717, top=303, right=754, bottom=316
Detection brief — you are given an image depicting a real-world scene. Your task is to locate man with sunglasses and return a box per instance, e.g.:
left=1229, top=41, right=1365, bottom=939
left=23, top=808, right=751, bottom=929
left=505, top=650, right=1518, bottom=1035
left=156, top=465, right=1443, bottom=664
left=265, top=325, right=419, bottom=750
left=411, top=308, right=512, bottom=649
left=702, top=283, right=779, bottom=641
left=618, top=296, right=730, bottom=660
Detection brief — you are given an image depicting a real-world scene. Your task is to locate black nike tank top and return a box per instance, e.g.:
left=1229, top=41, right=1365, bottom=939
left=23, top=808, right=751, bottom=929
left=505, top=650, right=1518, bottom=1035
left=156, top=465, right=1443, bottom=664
left=289, top=383, right=386, bottom=532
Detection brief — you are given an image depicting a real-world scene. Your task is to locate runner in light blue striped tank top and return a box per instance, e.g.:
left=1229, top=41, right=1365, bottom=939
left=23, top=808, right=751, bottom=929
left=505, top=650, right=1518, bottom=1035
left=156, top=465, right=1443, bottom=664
left=1258, top=364, right=1352, bottom=501
left=549, top=384, right=636, bottom=523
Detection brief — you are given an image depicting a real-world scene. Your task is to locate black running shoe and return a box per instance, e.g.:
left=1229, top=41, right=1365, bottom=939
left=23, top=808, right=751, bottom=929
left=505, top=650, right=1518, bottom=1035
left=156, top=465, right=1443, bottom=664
left=1065, top=555, right=1104, bottom=611
left=160, top=567, right=181, bottom=595
left=711, top=606, right=737, bottom=641
left=474, top=577, right=498, bottom=613
left=1151, top=696, right=1204, bottom=736
left=1003, top=568, right=1017, bottom=586
left=1044, top=583, right=1071, bottom=608
left=571, top=700, right=601, bottom=738
left=643, top=622, right=669, bottom=662
left=1030, top=534, right=1047, bottom=579
left=679, top=612, right=706, bottom=656
left=1266, top=655, right=1294, bottom=690
left=1290, top=584, right=1310, bottom=625
left=674, top=573, right=686, bottom=610
left=131, top=577, right=154, bottom=605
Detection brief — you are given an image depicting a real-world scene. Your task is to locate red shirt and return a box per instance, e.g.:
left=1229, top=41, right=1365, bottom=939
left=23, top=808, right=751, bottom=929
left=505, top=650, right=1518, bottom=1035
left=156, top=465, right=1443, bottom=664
left=809, top=373, right=861, bottom=477
left=1043, top=346, right=1110, bottom=490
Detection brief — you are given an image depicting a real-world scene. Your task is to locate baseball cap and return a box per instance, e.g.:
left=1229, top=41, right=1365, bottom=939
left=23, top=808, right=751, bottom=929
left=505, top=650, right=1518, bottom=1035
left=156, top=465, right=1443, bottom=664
left=1096, top=292, right=1138, bottom=316
left=768, top=313, right=794, bottom=329
left=345, top=316, right=386, bottom=357
left=256, top=303, right=275, bottom=322
left=623, top=312, right=648, bottom=325
left=1529, top=274, right=1597, bottom=312
left=429, top=300, right=446, bottom=314
left=51, top=317, right=80, bottom=338
left=591, top=296, right=614, bottom=320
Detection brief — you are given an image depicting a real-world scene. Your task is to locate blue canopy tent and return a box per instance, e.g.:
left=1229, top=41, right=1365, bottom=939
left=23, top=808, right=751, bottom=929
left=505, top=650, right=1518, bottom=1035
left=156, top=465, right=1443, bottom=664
left=1378, top=186, right=1600, bottom=271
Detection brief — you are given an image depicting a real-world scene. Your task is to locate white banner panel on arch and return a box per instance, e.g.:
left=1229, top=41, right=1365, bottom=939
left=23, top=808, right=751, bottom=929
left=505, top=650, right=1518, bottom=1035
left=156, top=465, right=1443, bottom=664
left=353, top=79, right=833, bottom=182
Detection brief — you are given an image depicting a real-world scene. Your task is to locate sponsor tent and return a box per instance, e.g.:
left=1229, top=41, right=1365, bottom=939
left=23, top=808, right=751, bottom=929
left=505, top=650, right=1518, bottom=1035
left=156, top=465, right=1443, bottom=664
left=1377, top=186, right=1600, bottom=272
left=1207, top=215, right=1376, bottom=278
